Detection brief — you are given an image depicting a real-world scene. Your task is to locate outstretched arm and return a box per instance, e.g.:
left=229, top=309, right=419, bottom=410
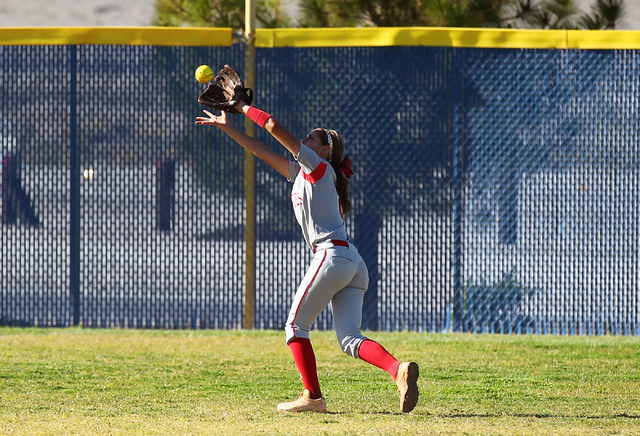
left=234, top=102, right=301, bottom=158
left=195, top=110, right=290, bottom=178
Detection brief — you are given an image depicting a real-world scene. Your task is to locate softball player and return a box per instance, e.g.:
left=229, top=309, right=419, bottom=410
left=196, top=102, right=419, bottom=414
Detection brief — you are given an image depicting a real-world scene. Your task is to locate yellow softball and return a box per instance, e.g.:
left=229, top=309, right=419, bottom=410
left=195, top=65, right=214, bottom=83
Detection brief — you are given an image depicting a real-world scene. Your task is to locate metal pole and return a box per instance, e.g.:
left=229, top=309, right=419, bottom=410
left=243, top=0, right=256, bottom=330
left=69, top=45, right=81, bottom=327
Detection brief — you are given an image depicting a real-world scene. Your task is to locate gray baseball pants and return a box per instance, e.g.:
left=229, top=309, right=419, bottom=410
left=284, top=242, right=370, bottom=358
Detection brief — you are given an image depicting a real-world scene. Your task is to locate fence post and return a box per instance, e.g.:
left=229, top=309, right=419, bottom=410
left=1, top=153, right=18, bottom=225
left=450, top=76, right=465, bottom=332
left=156, top=156, right=176, bottom=231
left=69, top=45, right=81, bottom=327
left=243, top=0, right=256, bottom=330
left=451, top=114, right=466, bottom=332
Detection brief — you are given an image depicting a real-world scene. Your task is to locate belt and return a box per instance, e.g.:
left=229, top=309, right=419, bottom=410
left=314, top=239, right=349, bottom=253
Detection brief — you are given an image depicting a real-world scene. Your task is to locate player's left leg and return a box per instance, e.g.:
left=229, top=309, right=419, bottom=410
left=279, top=249, right=358, bottom=413
left=287, top=337, right=321, bottom=400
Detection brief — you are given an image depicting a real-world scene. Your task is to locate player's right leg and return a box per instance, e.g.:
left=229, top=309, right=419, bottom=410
left=332, top=256, right=419, bottom=413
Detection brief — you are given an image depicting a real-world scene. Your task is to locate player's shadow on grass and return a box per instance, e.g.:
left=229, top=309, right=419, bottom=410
left=439, top=412, right=640, bottom=419
left=328, top=410, right=422, bottom=416
left=322, top=410, right=640, bottom=418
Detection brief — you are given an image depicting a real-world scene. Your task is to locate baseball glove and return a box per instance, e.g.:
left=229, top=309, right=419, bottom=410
left=197, top=65, right=253, bottom=114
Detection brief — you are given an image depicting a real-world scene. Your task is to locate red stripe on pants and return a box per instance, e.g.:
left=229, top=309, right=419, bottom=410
left=290, top=250, right=327, bottom=339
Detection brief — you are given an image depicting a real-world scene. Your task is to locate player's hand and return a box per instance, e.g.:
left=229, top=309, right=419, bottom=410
left=195, top=110, right=228, bottom=127
left=233, top=100, right=247, bottom=113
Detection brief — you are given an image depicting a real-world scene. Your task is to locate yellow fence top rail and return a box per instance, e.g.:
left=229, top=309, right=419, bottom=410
left=566, top=30, right=640, bottom=49
left=256, top=27, right=640, bottom=49
left=0, top=27, right=233, bottom=46
left=0, top=26, right=639, bottom=49
left=256, top=27, right=570, bottom=49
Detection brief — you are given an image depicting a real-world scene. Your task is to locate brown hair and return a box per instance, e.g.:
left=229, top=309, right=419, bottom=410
left=316, top=128, right=352, bottom=215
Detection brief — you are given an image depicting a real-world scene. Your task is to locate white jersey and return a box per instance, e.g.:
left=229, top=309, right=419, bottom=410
left=288, top=143, right=350, bottom=250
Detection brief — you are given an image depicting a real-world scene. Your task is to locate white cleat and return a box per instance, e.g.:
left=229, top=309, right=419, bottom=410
left=277, top=389, right=327, bottom=413
left=396, top=362, right=419, bottom=413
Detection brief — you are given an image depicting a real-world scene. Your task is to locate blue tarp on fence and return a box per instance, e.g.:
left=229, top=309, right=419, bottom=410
left=1, top=43, right=638, bottom=334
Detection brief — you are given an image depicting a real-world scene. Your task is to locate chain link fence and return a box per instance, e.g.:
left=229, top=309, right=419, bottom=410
left=1, top=41, right=638, bottom=334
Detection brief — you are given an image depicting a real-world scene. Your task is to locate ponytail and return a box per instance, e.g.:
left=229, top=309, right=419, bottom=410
left=318, top=129, right=352, bottom=215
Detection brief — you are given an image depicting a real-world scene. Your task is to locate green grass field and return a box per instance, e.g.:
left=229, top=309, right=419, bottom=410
left=1, top=328, right=639, bottom=435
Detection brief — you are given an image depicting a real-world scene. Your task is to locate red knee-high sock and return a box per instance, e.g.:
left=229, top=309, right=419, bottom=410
left=288, top=338, right=322, bottom=399
left=358, top=339, right=401, bottom=380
